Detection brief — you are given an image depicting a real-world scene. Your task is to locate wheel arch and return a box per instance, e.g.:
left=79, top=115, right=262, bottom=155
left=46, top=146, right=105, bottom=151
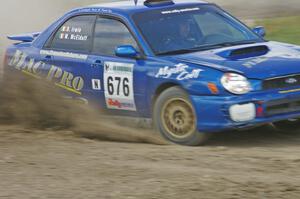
left=151, top=82, right=182, bottom=112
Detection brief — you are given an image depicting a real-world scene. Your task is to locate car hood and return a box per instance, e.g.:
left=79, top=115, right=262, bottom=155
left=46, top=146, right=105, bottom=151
left=173, top=41, right=300, bottom=80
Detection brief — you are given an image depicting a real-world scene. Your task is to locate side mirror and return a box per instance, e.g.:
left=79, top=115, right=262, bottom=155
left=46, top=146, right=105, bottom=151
left=253, top=26, right=266, bottom=37
left=115, top=45, right=139, bottom=59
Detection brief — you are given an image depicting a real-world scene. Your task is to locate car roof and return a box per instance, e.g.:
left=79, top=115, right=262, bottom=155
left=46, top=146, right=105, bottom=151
left=82, top=0, right=209, bottom=14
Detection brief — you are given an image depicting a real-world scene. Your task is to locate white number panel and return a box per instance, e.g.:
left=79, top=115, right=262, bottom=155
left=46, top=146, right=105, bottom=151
left=104, top=61, right=136, bottom=111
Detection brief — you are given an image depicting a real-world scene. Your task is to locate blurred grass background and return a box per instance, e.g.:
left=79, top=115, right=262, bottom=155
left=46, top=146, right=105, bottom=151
left=256, top=16, right=300, bottom=45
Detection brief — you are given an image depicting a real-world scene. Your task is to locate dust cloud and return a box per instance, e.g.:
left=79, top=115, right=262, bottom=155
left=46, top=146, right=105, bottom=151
left=0, top=0, right=168, bottom=147
left=0, top=69, right=167, bottom=145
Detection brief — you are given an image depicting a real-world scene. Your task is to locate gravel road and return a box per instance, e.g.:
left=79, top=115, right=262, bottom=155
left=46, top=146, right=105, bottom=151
left=1, top=125, right=300, bottom=199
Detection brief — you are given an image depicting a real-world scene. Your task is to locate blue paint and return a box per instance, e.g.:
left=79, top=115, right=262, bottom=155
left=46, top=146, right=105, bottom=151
left=5, top=0, right=300, bottom=134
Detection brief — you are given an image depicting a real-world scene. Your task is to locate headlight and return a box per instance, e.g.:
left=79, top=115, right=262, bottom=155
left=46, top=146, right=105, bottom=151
left=221, top=73, right=252, bottom=94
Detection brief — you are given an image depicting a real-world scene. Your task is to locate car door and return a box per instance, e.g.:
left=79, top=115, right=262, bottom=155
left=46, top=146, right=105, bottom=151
left=41, top=15, right=96, bottom=100
left=87, top=16, right=147, bottom=116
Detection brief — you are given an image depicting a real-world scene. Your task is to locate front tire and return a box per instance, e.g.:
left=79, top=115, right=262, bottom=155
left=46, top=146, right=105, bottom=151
left=153, top=86, right=210, bottom=146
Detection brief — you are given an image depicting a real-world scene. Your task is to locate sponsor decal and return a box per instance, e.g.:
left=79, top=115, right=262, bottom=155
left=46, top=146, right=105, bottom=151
left=92, top=79, right=101, bottom=90
left=80, top=8, right=112, bottom=14
left=40, top=50, right=88, bottom=60
left=108, top=98, right=121, bottom=108
left=9, top=50, right=84, bottom=95
left=156, top=63, right=203, bottom=80
left=47, top=65, right=84, bottom=95
left=104, top=62, right=136, bottom=111
left=9, top=50, right=45, bottom=79
left=107, top=99, right=135, bottom=109
left=161, top=7, right=200, bottom=15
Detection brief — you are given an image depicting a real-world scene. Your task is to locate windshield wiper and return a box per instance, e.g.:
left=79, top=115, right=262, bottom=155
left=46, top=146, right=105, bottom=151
left=156, top=44, right=229, bottom=55
left=156, top=49, right=200, bottom=56
left=192, top=40, right=259, bottom=50
left=215, top=40, right=259, bottom=47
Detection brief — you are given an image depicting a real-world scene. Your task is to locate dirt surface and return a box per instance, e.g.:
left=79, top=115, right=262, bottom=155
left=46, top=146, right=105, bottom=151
left=1, top=126, right=300, bottom=199
left=1, top=1, right=300, bottom=199
left=0, top=74, right=300, bottom=199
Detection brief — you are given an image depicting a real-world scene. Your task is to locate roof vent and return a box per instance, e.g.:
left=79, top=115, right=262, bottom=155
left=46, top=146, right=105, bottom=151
left=144, top=0, right=175, bottom=7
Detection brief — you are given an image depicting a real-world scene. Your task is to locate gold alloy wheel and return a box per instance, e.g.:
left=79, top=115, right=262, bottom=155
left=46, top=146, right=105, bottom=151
left=161, top=98, right=197, bottom=139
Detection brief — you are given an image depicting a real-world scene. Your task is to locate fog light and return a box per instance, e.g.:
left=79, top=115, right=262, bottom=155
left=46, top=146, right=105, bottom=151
left=229, top=103, right=256, bottom=122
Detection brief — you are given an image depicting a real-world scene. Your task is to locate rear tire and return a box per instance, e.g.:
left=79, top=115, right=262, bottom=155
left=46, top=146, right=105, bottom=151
left=153, top=86, right=211, bottom=146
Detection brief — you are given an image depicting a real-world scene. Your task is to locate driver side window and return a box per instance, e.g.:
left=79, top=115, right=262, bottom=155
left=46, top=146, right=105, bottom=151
left=92, top=17, right=138, bottom=56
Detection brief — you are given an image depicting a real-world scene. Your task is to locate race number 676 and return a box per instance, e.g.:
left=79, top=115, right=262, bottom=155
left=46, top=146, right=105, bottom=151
left=107, top=76, right=130, bottom=97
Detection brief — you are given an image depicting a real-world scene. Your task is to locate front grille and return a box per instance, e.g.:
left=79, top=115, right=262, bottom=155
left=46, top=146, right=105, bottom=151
left=263, top=74, right=300, bottom=90
left=265, top=98, right=300, bottom=116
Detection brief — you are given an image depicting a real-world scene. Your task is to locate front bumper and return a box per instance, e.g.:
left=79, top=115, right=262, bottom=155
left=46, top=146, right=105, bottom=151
left=190, top=89, right=300, bottom=133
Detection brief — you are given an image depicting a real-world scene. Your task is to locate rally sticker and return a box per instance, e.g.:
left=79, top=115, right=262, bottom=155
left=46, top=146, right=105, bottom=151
left=156, top=63, right=203, bottom=80
left=59, top=26, right=88, bottom=41
left=104, top=62, right=136, bottom=111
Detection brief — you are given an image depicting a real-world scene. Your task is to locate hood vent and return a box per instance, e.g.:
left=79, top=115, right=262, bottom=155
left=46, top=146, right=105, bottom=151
left=218, top=45, right=270, bottom=59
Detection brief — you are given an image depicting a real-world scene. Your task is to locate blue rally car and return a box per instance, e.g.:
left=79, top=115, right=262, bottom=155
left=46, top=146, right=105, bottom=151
left=4, top=0, right=300, bottom=145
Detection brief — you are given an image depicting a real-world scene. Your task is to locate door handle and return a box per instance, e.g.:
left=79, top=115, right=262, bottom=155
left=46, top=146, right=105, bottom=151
left=91, top=60, right=103, bottom=67
left=43, top=55, right=53, bottom=61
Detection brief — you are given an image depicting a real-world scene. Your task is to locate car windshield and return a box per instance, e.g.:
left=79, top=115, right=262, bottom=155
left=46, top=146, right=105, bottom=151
left=132, top=4, right=263, bottom=55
